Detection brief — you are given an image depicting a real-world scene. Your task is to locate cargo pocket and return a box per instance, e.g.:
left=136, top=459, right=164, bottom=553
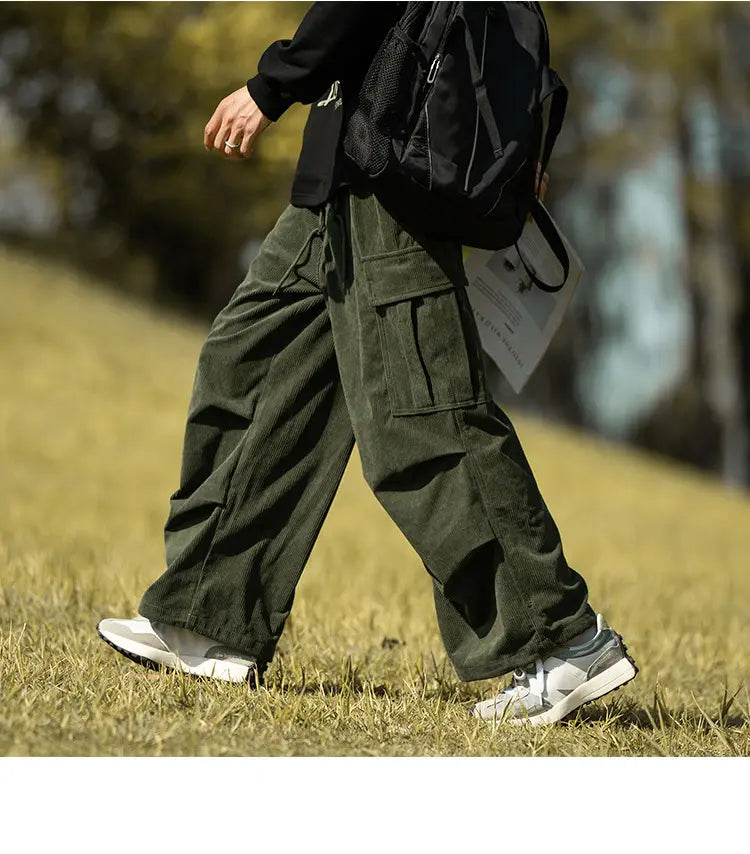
left=362, top=245, right=484, bottom=416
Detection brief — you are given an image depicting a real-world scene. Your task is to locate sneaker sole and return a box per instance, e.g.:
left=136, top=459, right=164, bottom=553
left=97, top=626, right=260, bottom=685
left=510, top=654, right=638, bottom=727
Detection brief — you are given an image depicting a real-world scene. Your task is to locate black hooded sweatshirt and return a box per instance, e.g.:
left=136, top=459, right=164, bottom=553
left=246, top=2, right=404, bottom=208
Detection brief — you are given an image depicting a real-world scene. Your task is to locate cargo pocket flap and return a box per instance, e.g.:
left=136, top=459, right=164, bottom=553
left=362, top=248, right=457, bottom=306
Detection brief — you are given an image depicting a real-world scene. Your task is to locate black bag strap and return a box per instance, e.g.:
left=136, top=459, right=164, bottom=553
left=463, top=10, right=504, bottom=156
left=514, top=198, right=570, bottom=294
left=515, top=68, right=570, bottom=293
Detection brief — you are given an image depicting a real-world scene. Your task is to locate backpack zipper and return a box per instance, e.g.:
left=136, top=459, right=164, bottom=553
left=402, top=4, right=457, bottom=161
left=427, top=54, right=441, bottom=84
left=426, top=3, right=460, bottom=88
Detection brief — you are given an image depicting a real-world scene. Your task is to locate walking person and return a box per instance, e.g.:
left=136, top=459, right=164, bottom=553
left=98, top=2, right=638, bottom=725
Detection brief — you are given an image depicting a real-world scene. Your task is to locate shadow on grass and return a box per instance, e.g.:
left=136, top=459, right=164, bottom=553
left=267, top=673, right=749, bottom=735
left=266, top=651, right=480, bottom=702
left=573, top=693, right=748, bottom=731
left=265, top=675, right=478, bottom=703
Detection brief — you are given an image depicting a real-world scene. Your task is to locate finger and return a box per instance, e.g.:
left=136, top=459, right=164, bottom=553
left=204, top=119, right=220, bottom=151
left=223, top=126, right=244, bottom=159
left=213, top=122, right=230, bottom=152
left=204, top=105, right=224, bottom=150
left=239, top=126, right=254, bottom=158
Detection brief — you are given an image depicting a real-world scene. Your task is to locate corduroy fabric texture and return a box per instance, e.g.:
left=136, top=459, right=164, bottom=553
left=139, top=186, right=595, bottom=681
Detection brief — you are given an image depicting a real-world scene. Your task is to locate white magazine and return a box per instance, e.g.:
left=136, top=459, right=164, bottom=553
left=464, top=206, right=584, bottom=394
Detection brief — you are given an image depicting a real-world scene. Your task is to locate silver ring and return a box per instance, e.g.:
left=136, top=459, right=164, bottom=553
left=224, top=140, right=240, bottom=149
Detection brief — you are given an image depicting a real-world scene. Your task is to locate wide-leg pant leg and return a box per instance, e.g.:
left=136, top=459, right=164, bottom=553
left=138, top=204, right=355, bottom=663
left=325, top=186, right=596, bottom=682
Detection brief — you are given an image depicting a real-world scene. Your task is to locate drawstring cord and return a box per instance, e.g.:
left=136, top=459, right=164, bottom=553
left=273, top=206, right=328, bottom=296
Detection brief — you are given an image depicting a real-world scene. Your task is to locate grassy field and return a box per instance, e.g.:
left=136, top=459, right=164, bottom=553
left=1, top=245, right=749, bottom=757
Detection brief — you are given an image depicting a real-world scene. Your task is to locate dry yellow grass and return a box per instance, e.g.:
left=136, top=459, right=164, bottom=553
left=1, top=245, right=749, bottom=756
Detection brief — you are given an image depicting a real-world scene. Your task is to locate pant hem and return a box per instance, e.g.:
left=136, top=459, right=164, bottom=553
left=137, top=600, right=277, bottom=664
left=452, top=608, right=597, bottom=682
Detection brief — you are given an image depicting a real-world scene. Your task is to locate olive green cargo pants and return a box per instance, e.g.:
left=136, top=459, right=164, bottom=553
left=139, top=185, right=595, bottom=681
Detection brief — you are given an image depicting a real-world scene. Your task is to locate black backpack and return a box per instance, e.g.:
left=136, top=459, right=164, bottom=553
left=343, top=1, right=570, bottom=292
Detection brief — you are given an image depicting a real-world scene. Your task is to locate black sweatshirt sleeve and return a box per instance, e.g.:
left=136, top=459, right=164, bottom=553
left=246, top=2, right=402, bottom=121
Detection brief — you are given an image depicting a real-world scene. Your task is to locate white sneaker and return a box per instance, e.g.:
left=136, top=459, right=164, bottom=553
left=471, top=614, right=637, bottom=725
left=97, top=616, right=262, bottom=684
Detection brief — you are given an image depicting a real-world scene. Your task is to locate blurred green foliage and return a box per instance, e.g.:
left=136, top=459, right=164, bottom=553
left=0, top=1, right=312, bottom=310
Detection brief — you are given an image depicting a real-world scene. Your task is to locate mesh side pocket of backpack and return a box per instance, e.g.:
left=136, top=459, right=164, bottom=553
left=343, top=29, right=423, bottom=178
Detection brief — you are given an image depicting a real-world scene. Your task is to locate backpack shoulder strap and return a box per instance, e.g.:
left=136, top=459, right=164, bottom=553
left=462, top=7, right=504, bottom=157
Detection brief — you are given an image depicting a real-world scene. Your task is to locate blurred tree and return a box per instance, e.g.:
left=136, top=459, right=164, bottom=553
left=0, top=1, right=311, bottom=313
left=526, top=2, right=750, bottom=485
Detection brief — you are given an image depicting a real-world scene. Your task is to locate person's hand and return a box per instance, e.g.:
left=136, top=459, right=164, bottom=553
left=204, top=85, right=272, bottom=161
left=535, top=162, right=550, bottom=202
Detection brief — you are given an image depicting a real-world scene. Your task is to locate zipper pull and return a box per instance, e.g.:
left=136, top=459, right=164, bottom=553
left=427, top=54, right=441, bottom=84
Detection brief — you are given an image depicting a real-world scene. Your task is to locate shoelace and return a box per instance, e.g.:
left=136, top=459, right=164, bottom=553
left=507, top=659, right=546, bottom=699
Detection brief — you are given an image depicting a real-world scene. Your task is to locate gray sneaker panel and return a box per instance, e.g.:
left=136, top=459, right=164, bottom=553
left=510, top=695, right=552, bottom=717
left=586, top=645, right=625, bottom=679
left=203, top=645, right=257, bottom=668
left=555, top=635, right=621, bottom=671
left=102, top=619, right=170, bottom=652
